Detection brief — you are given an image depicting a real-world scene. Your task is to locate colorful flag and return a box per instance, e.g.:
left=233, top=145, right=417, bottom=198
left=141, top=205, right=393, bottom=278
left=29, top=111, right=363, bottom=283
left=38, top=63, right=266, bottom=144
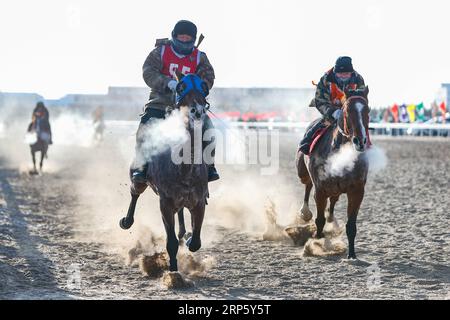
left=400, top=104, right=408, bottom=123
left=416, top=102, right=425, bottom=121
left=390, top=104, right=399, bottom=122
left=440, top=102, right=447, bottom=123
left=407, top=104, right=416, bottom=123
left=440, top=102, right=447, bottom=115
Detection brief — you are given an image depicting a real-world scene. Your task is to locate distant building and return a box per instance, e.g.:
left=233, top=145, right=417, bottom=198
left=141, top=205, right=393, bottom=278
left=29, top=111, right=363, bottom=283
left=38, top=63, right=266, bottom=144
left=0, top=86, right=316, bottom=121
left=0, top=92, right=44, bottom=122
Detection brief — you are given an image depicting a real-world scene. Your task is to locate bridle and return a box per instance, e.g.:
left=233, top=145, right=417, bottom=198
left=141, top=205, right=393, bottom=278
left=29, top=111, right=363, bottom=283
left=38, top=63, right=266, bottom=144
left=338, top=95, right=369, bottom=139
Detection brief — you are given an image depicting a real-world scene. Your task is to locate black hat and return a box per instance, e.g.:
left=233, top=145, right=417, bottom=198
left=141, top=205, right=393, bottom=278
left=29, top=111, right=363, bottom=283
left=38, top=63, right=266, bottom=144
left=172, top=20, right=197, bottom=39
left=334, top=56, right=354, bottom=73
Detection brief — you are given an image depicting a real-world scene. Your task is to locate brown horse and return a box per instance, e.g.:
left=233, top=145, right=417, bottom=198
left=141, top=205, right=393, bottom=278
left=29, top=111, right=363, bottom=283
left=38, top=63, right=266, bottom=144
left=120, top=73, right=210, bottom=272
left=296, top=87, right=370, bottom=259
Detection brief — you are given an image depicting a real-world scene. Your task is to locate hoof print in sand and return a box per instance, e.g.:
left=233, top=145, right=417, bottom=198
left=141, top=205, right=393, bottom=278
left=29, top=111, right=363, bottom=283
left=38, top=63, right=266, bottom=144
left=162, top=271, right=193, bottom=289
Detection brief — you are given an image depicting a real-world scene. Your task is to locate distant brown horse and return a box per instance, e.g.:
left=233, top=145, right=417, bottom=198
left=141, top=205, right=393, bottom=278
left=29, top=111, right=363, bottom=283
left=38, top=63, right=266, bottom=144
left=120, top=73, right=210, bottom=272
left=296, top=87, right=370, bottom=259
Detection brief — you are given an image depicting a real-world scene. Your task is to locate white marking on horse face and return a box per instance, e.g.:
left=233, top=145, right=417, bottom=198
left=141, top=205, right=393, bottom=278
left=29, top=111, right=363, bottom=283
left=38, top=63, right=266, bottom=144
left=355, top=102, right=366, bottom=141
left=188, top=102, right=206, bottom=127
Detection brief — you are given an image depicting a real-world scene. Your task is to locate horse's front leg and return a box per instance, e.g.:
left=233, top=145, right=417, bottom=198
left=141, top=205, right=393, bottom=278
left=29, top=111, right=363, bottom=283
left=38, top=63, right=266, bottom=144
left=160, top=198, right=179, bottom=271
left=177, top=208, right=186, bottom=241
left=314, top=190, right=327, bottom=239
left=120, top=193, right=139, bottom=229
left=186, top=200, right=205, bottom=252
left=346, top=188, right=364, bottom=259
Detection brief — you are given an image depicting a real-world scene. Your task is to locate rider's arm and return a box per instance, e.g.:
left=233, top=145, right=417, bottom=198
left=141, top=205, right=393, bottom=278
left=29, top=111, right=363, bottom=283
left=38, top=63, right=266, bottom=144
left=315, top=76, right=338, bottom=120
left=196, top=52, right=215, bottom=90
left=142, top=46, right=172, bottom=92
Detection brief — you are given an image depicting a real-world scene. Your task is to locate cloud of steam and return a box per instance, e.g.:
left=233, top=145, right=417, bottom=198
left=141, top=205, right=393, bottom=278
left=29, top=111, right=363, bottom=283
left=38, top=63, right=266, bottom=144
left=365, top=146, right=388, bottom=174
left=325, top=143, right=388, bottom=177
left=135, top=109, right=189, bottom=168
left=325, top=144, right=360, bottom=177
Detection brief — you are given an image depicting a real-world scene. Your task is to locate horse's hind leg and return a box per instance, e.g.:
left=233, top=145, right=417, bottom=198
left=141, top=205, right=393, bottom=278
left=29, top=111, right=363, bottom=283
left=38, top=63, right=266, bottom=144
left=39, top=150, right=45, bottom=171
left=296, top=151, right=313, bottom=222
left=177, top=208, right=186, bottom=241
left=161, top=199, right=179, bottom=271
left=314, top=190, right=327, bottom=239
left=186, top=200, right=205, bottom=252
left=300, top=182, right=313, bottom=222
left=346, top=188, right=364, bottom=259
left=31, top=150, right=37, bottom=172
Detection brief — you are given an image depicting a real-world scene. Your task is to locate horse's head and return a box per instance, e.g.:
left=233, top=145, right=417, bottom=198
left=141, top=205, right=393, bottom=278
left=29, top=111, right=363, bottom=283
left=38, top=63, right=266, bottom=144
left=341, top=86, right=370, bottom=152
left=174, top=71, right=210, bottom=126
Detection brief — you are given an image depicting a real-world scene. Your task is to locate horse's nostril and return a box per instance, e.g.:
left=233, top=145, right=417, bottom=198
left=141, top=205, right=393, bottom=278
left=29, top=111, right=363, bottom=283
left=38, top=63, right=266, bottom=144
left=191, top=109, right=195, bottom=113
left=363, top=138, right=367, bottom=145
left=353, top=137, right=359, bottom=145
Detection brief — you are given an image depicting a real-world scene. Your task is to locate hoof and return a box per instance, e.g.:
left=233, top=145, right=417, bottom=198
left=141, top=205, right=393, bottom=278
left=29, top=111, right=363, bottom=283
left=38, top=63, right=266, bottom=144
left=186, top=236, right=201, bottom=252
left=347, top=253, right=357, bottom=260
left=300, top=207, right=313, bottom=222
left=120, top=217, right=134, bottom=230
left=314, top=232, right=325, bottom=239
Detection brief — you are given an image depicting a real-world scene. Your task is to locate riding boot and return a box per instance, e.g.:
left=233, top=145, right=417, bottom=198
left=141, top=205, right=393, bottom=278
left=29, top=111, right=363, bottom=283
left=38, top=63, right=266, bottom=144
left=299, top=118, right=326, bottom=155
left=203, top=115, right=219, bottom=182
left=208, top=165, right=220, bottom=182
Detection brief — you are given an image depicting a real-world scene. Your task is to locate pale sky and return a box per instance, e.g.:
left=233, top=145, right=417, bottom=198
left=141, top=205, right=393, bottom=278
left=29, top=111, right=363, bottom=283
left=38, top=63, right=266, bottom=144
left=1, top=0, right=449, bottom=106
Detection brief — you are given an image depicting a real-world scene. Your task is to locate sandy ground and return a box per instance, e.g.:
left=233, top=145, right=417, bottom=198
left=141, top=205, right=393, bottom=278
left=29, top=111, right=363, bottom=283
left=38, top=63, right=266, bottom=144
left=0, top=122, right=449, bottom=299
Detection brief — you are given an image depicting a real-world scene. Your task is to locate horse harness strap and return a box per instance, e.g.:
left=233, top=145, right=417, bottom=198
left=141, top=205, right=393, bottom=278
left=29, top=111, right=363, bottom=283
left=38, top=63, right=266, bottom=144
left=338, top=96, right=369, bottom=138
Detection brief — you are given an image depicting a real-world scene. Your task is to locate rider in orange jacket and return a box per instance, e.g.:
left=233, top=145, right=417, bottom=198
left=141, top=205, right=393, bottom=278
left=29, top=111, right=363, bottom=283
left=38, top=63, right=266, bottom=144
left=299, top=56, right=366, bottom=155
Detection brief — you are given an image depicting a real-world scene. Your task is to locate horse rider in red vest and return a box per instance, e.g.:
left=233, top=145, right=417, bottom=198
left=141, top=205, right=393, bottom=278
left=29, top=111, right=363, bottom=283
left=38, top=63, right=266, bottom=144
left=299, top=56, right=366, bottom=155
left=131, top=20, right=219, bottom=184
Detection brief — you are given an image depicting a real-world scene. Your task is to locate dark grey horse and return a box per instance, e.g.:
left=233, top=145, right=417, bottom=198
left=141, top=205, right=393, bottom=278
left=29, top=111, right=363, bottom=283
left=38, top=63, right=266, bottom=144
left=120, top=76, right=210, bottom=272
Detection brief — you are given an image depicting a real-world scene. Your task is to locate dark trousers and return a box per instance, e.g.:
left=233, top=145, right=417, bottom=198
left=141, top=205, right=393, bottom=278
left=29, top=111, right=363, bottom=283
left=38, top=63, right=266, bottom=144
left=299, top=118, right=327, bottom=154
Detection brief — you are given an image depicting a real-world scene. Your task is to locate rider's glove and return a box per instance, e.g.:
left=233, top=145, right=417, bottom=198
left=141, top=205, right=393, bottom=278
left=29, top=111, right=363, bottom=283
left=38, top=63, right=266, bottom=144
left=167, top=80, right=178, bottom=92
left=332, top=109, right=343, bottom=121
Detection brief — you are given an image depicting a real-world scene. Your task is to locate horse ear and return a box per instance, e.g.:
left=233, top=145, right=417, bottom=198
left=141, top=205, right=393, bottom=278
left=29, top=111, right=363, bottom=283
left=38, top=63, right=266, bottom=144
left=364, top=86, right=369, bottom=98
left=344, top=87, right=352, bottom=98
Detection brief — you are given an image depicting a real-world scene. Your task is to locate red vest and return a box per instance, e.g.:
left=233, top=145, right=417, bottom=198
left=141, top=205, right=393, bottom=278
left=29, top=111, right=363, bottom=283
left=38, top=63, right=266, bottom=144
left=161, top=45, right=201, bottom=79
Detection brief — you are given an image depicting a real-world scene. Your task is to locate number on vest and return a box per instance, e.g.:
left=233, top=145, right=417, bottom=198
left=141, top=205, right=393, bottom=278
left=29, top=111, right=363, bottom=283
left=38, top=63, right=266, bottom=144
left=169, top=63, right=191, bottom=77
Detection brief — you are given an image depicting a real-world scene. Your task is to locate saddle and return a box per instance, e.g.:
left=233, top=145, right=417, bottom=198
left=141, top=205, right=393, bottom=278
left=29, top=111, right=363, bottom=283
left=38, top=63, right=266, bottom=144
left=309, top=125, right=332, bottom=154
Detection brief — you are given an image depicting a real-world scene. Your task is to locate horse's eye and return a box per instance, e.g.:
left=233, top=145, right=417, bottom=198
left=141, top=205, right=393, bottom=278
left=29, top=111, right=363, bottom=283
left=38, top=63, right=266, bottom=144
left=190, top=108, right=195, bottom=113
